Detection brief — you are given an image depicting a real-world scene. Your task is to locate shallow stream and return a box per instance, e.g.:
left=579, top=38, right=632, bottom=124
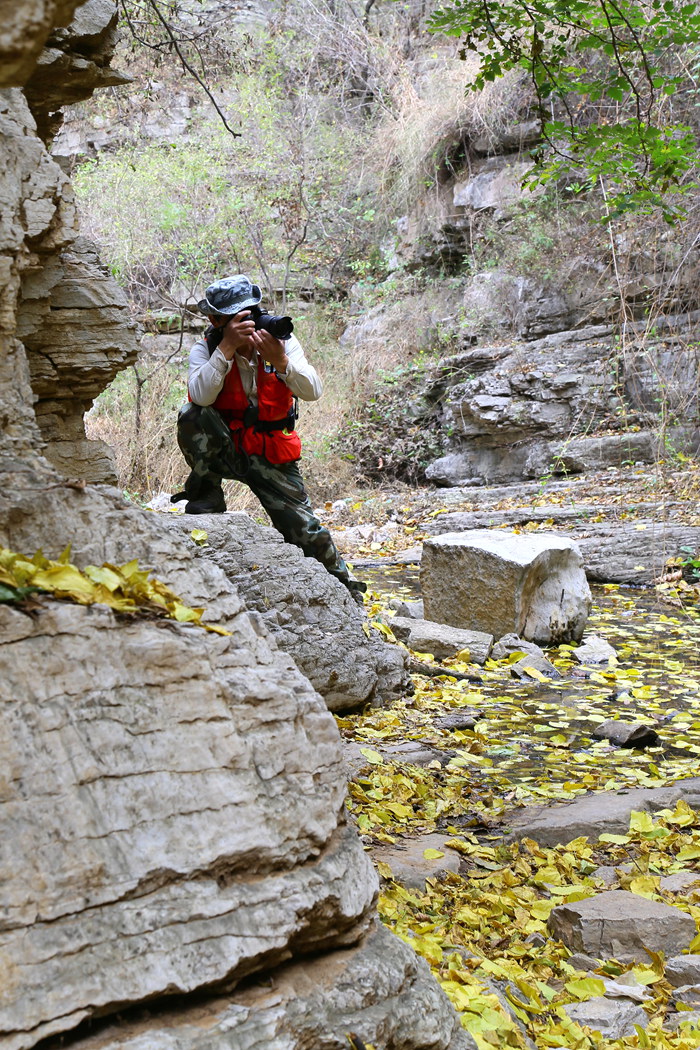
left=352, top=569, right=700, bottom=818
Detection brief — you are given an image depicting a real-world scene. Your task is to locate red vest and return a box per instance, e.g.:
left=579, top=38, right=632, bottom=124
left=213, top=356, right=302, bottom=464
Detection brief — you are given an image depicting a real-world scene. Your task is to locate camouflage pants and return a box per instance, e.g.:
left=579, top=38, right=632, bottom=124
left=176, top=404, right=360, bottom=590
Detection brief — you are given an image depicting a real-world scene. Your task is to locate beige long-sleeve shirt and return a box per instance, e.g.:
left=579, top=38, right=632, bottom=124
left=187, top=333, right=323, bottom=406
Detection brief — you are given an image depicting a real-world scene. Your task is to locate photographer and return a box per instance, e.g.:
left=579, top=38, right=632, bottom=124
left=172, top=274, right=366, bottom=602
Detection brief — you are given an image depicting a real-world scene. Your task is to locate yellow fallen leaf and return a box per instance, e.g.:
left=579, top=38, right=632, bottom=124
left=565, top=977, right=605, bottom=1000
left=629, top=875, right=659, bottom=899
left=521, top=666, right=549, bottom=682
left=359, top=747, right=383, bottom=765
left=423, top=848, right=445, bottom=860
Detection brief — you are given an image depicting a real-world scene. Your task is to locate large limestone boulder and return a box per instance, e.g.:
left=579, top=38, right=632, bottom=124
left=58, top=922, right=476, bottom=1050
left=0, top=7, right=468, bottom=1050
left=0, top=493, right=375, bottom=1049
left=421, top=529, right=591, bottom=644
left=0, top=485, right=467, bottom=1050
left=160, top=511, right=412, bottom=712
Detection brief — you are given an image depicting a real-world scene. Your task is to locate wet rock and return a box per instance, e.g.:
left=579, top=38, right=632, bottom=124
left=574, top=635, right=617, bottom=664
left=548, top=890, right=696, bottom=963
left=435, top=711, right=481, bottom=731
left=421, top=530, right=591, bottom=645
left=380, top=741, right=449, bottom=766
left=562, top=997, right=649, bottom=1038
left=592, top=720, right=659, bottom=748
left=371, top=834, right=462, bottom=890
left=510, top=653, right=563, bottom=680
left=491, top=633, right=545, bottom=661
left=666, top=956, right=700, bottom=988
left=389, top=615, right=493, bottom=664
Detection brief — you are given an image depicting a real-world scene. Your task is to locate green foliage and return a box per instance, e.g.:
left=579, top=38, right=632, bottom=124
left=428, top=0, right=700, bottom=220
left=74, top=25, right=379, bottom=307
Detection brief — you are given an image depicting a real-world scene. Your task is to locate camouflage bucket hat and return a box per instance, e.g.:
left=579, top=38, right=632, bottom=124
left=197, top=274, right=262, bottom=316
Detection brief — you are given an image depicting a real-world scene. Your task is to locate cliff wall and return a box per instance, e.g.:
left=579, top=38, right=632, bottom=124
left=0, top=6, right=460, bottom=1050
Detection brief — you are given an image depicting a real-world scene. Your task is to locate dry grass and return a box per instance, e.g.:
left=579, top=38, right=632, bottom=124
left=373, top=57, right=530, bottom=212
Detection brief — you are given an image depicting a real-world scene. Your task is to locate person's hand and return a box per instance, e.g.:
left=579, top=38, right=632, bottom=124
left=217, top=312, right=256, bottom=359
left=251, top=329, right=289, bottom=373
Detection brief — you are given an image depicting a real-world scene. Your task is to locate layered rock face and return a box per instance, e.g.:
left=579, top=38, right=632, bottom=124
left=423, top=321, right=700, bottom=486
left=1, top=0, right=136, bottom=482
left=160, top=511, right=412, bottom=712
left=0, top=5, right=465, bottom=1050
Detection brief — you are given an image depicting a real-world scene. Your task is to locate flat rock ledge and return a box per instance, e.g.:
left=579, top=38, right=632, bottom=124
left=562, top=997, right=649, bottom=1039
left=389, top=616, right=493, bottom=663
left=48, top=922, right=477, bottom=1050
left=506, top=778, right=700, bottom=846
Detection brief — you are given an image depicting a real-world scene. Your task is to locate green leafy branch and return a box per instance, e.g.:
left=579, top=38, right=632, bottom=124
left=428, top=0, right=700, bottom=219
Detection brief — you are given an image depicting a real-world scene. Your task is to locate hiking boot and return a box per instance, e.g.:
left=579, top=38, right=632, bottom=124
left=184, top=487, right=226, bottom=514
left=345, top=579, right=367, bottom=605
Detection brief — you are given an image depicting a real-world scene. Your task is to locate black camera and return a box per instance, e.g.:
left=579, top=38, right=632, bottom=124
left=248, top=305, right=294, bottom=340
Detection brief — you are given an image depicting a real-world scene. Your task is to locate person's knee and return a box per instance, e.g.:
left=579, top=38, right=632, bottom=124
left=177, top=402, right=203, bottom=430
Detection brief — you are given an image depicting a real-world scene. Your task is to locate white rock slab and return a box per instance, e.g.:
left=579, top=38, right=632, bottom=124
left=421, top=530, right=591, bottom=644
